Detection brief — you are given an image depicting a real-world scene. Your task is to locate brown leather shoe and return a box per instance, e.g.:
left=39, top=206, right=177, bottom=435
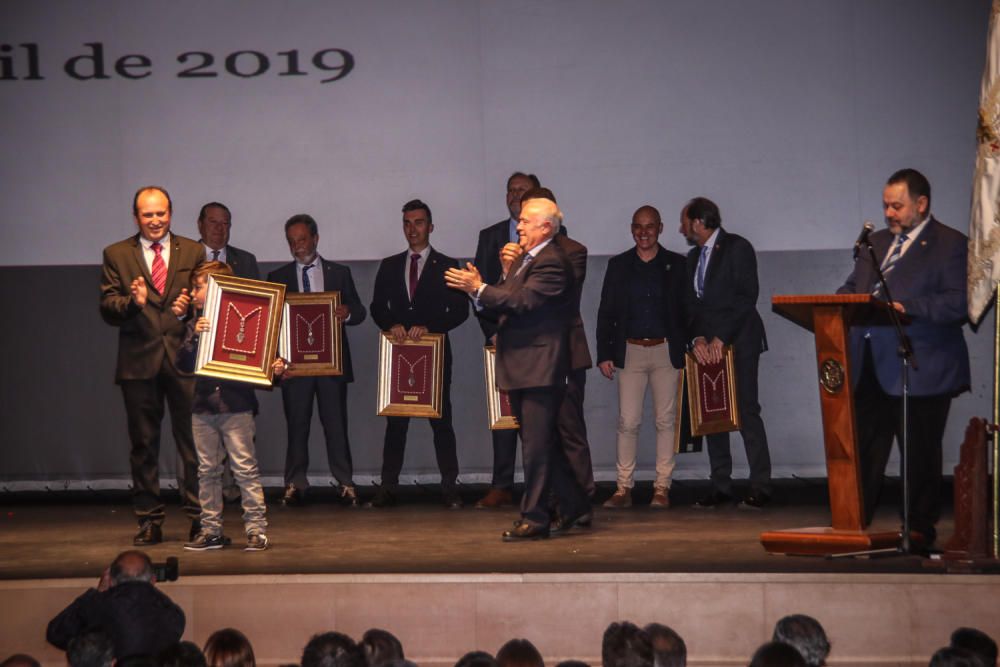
left=475, top=488, right=513, bottom=509
left=649, top=487, right=670, bottom=509
left=602, top=487, right=632, bottom=508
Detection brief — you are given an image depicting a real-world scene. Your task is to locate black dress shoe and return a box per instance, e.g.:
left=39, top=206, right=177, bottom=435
left=282, top=484, right=304, bottom=507
left=442, top=488, right=463, bottom=510
left=738, top=491, right=771, bottom=510
left=365, top=486, right=396, bottom=508
left=551, top=511, right=593, bottom=534
left=502, top=520, right=550, bottom=541
left=694, top=490, right=735, bottom=508
left=134, top=522, right=163, bottom=546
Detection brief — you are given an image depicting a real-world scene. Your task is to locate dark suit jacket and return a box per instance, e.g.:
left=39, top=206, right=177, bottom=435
left=479, top=240, right=576, bottom=390
left=474, top=218, right=516, bottom=339
left=370, top=248, right=470, bottom=366
left=474, top=220, right=591, bottom=368
left=683, top=228, right=767, bottom=355
left=551, top=233, right=593, bottom=370
left=100, top=233, right=203, bottom=382
left=267, top=258, right=367, bottom=383
left=837, top=218, right=970, bottom=397
left=597, top=244, right=687, bottom=369
left=224, top=244, right=260, bottom=280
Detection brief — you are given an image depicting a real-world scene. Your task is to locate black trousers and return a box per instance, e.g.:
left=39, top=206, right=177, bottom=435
left=380, top=379, right=459, bottom=489
left=508, top=385, right=589, bottom=527
left=855, top=342, right=950, bottom=540
left=120, top=367, right=199, bottom=525
left=281, top=376, right=354, bottom=489
left=706, top=349, right=771, bottom=495
left=490, top=368, right=595, bottom=498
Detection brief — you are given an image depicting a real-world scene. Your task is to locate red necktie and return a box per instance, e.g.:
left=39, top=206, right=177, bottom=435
left=151, top=242, right=167, bottom=294
left=408, top=253, right=420, bottom=301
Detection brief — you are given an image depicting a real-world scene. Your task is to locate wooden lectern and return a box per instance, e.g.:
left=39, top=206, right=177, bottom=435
left=762, top=294, right=901, bottom=555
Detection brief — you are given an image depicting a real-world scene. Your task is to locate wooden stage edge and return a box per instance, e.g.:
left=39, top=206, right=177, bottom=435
left=3, top=571, right=1000, bottom=667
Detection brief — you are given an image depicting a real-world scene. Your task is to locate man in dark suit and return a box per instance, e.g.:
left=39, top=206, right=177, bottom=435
left=446, top=197, right=589, bottom=540
left=196, top=202, right=260, bottom=279
left=837, top=168, right=969, bottom=546
left=267, top=214, right=367, bottom=508
left=473, top=177, right=596, bottom=510
left=100, top=186, right=203, bottom=545
left=195, top=201, right=259, bottom=504
left=679, top=196, right=772, bottom=509
left=596, top=205, right=687, bottom=509
left=472, top=171, right=538, bottom=508
left=368, top=199, right=469, bottom=509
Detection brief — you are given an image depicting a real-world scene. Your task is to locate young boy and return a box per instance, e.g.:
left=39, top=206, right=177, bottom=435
left=172, top=261, right=285, bottom=551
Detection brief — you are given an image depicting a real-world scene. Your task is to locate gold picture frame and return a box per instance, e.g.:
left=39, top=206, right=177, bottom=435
left=195, top=274, right=286, bottom=386
left=376, top=332, right=444, bottom=418
left=278, top=291, right=343, bottom=376
left=483, top=346, right=519, bottom=430
left=685, top=345, right=741, bottom=436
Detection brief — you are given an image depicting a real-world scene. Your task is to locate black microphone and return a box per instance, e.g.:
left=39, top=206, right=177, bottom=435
left=853, top=221, right=875, bottom=260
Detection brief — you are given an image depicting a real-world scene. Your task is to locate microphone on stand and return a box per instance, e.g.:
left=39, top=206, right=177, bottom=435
left=853, top=221, right=875, bottom=260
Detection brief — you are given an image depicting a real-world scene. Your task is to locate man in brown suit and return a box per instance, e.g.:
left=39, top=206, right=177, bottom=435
left=100, top=186, right=204, bottom=545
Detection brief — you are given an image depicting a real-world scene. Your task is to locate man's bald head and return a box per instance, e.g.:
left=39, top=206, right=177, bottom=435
left=109, top=550, right=155, bottom=585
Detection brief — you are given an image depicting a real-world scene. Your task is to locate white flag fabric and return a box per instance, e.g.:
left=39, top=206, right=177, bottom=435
left=969, top=0, right=1000, bottom=323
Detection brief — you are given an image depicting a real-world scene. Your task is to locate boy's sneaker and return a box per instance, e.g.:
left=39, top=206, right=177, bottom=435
left=184, top=532, right=225, bottom=551
left=245, top=533, right=269, bottom=551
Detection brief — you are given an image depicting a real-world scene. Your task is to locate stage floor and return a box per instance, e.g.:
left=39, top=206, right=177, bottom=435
left=0, top=480, right=963, bottom=579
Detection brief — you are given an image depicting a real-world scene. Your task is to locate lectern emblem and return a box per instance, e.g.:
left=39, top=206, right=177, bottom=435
left=819, top=358, right=845, bottom=394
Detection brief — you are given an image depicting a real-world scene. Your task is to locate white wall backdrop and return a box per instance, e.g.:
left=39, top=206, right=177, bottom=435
left=0, top=1, right=988, bottom=266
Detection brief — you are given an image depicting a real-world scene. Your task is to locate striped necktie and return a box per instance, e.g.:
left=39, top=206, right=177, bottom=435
left=302, top=264, right=314, bottom=292
left=150, top=242, right=166, bottom=294
left=514, top=252, right=534, bottom=277
left=872, top=233, right=908, bottom=296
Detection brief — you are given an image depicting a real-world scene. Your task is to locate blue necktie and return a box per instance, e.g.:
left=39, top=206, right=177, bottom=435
left=514, top=252, right=534, bottom=277
left=696, top=246, right=709, bottom=298
left=872, top=233, right=908, bottom=296
left=302, top=264, right=313, bottom=293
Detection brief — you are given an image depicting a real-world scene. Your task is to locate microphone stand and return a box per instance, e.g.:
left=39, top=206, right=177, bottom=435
left=830, top=234, right=919, bottom=558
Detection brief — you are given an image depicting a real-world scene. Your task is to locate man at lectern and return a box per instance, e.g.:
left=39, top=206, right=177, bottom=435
left=679, top=197, right=772, bottom=509
left=837, top=168, right=969, bottom=548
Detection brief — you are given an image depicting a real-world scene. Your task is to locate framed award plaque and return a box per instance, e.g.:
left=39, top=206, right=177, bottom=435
left=278, top=291, right=343, bottom=376
left=483, top=346, right=518, bottom=430
left=685, top=345, right=741, bottom=436
left=195, top=275, right=285, bottom=386
left=376, top=332, right=444, bottom=418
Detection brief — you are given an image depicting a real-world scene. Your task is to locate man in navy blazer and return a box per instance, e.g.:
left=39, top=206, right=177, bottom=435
left=267, top=214, right=367, bottom=508
left=596, top=205, right=688, bottom=509
left=837, top=168, right=969, bottom=546
left=680, top=197, right=772, bottom=509
left=447, top=197, right=589, bottom=540
left=368, top=199, right=469, bottom=509
left=196, top=202, right=260, bottom=280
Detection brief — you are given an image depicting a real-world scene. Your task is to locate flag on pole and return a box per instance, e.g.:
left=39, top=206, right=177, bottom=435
left=969, top=0, right=1000, bottom=323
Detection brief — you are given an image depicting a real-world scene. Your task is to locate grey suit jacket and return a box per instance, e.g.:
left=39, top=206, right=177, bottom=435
left=479, top=240, right=575, bottom=390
